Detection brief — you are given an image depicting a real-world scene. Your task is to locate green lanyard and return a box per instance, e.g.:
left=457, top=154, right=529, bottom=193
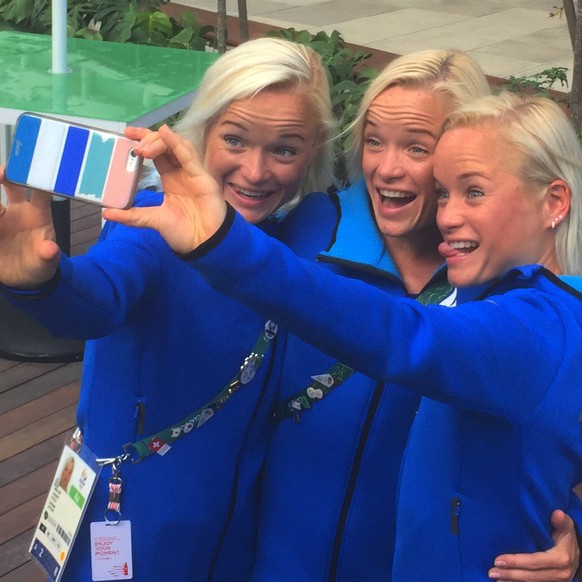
left=122, top=320, right=279, bottom=462
left=274, top=278, right=453, bottom=423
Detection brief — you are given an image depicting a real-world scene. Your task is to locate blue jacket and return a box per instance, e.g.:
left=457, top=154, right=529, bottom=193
left=252, top=181, right=450, bottom=580
left=190, top=206, right=582, bottom=580
left=2, top=192, right=283, bottom=581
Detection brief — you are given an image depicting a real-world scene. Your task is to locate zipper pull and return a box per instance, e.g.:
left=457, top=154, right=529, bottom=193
left=135, top=400, right=146, bottom=436
left=450, top=497, right=461, bottom=535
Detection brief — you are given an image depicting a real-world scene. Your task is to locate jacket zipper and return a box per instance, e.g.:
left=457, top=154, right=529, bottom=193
left=329, top=381, right=385, bottom=581
left=208, top=336, right=280, bottom=580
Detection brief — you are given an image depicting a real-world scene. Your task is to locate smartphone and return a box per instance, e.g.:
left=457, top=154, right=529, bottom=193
left=6, top=112, right=143, bottom=209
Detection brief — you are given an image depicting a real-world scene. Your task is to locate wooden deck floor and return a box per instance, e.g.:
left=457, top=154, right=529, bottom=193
left=0, top=201, right=101, bottom=581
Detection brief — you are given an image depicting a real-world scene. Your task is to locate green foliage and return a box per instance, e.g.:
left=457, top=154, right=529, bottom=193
left=0, top=0, right=52, bottom=33
left=268, top=28, right=378, bottom=185
left=497, top=66, right=569, bottom=98
left=0, top=0, right=213, bottom=48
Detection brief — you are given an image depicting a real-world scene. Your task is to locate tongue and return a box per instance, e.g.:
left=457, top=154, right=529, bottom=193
left=438, top=241, right=460, bottom=258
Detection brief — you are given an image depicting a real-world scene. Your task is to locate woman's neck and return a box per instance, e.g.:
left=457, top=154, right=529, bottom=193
left=384, top=227, right=444, bottom=295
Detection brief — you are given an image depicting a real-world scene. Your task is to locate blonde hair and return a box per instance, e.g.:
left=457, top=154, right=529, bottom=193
left=173, top=37, right=337, bottom=207
left=441, top=92, right=582, bottom=274
left=348, top=48, right=491, bottom=177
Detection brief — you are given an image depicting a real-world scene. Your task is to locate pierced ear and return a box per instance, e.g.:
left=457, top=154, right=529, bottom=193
left=546, top=179, right=571, bottom=229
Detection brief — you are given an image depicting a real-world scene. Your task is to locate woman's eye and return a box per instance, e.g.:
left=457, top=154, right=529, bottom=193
left=410, top=145, right=428, bottom=155
left=467, top=188, right=484, bottom=199
left=225, top=136, right=242, bottom=147
left=436, top=188, right=449, bottom=200
left=275, top=146, right=296, bottom=157
left=364, top=137, right=381, bottom=148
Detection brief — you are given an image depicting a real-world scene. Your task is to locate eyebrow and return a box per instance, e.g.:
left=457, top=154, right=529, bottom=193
left=364, top=118, right=436, bottom=138
left=219, top=119, right=307, bottom=141
left=458, top=171, right=491, bottom=181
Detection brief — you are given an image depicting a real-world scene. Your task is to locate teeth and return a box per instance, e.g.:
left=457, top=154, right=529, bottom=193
left=449, top=241, right=478, bottom=250
left=237, top=187, right=269, bottom=198
left=379, top=190, right=414, bottom=199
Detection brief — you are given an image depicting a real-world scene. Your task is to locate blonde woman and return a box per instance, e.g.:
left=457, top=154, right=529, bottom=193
left=0, top=37, right=335, bottom=581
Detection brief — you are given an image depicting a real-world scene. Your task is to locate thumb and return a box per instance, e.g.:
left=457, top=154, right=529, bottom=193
left=551, top=510, right=572, bottom=538
left=103, top=206, right=159, bottom=230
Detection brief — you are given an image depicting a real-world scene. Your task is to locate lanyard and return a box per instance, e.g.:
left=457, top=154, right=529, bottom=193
left=95, top=320, right=278, bottom=521
left=95, top=319, right=278, bottom=475
left=124, top=319, right=279, bottom=462
left=274, top=278, right=453, bottom=423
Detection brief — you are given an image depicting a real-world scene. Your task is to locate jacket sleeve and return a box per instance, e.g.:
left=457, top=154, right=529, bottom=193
left=1, top=220, right=168, bottom=339
left=189, top=209, right=565, bottom=418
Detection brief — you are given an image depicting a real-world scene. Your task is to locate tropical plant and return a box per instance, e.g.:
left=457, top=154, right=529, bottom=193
left=0, top=0, right=213, bottom=48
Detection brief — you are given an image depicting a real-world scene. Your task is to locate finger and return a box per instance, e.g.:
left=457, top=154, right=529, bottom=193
left=136, top=136, right=170, bottom=160
left=488, top=567, right=564, bottom=581
left=124, top=126, right=151, bottom=141
left=0, top=167, right=27, bottom=204
left=494, top=552, right=563, bottom=570
left=38, top=239, right=61, bottom=262
left=158, top=125, right=204, bottom=175
left=103, top=206, right=159, bottom=229
left=30, top=188, right=54, bottom=211
left=550, top=509, right=571, bottom=532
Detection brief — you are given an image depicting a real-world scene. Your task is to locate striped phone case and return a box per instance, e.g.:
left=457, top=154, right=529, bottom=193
left=6, top=113, right=143, bottom=209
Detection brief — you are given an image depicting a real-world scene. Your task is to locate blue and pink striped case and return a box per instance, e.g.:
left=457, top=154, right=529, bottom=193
left=6, top=113, right=142, bottom=209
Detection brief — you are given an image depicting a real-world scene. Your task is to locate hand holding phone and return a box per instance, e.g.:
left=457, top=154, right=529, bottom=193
left=6, top=113, right=143, bottom=209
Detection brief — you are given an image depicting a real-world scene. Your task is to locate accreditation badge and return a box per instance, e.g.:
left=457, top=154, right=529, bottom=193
left=29, top=430, right=101, bottom=582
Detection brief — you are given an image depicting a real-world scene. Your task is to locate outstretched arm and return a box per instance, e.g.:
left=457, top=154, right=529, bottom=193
left=489, top=510, right=580, bottom=581
left=104, top=124, right=226, bottom=252
left=0, top=168, right=60, bottom=288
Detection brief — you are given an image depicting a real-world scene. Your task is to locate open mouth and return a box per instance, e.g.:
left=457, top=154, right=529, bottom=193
left=439, top=240, right=479, bottom=258
left=378, top=189, right=416, bottom=208
left=233, top=185, right=274, bottom=200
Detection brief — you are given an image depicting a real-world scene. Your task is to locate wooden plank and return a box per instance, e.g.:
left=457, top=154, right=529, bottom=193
left=0, top=559, right=44, bottom=582
left=72, top=211, right=104, bottom=233
left=0, top=362, right=82, bottom=415
left=0, top=382, right=80, bottom=439
left=0, top=463, right=56, bottom=516
left=0, top=559, right=45, bottom=582
left=0, top=430, right=72, bottom=488
left=0, top=362, right=64, bottom=395
left=0, top=529, right=37, bottom=577
left=0, top=494, right=45, bottom=546
left=0, top=404, right=77, bottom=462
left=70, top=223, right=102, bottom=247
left=70, top=200, right=102, bottom=221
left=0, top=360, right=18, bottom=374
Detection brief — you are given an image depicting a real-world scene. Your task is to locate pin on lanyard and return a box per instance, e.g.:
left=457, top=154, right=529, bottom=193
left=96, top=453, right=130, bottom=525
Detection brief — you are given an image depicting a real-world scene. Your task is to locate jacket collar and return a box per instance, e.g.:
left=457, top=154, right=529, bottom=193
left=318, top=179, right=400, bottom=277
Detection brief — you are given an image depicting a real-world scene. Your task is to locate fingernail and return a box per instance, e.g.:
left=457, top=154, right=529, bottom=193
left=488, top=572, right=500, bottom=579
left=494, top=559, right=506, bottom=567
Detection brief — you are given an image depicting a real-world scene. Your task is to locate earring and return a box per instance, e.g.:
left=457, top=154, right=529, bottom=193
left=551, top=214, right=563, bottom=229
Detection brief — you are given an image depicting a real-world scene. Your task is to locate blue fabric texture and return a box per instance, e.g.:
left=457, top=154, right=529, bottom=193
left=192, top=205, right=582, bottom=581
left=4, top=191, right=283, bottom=581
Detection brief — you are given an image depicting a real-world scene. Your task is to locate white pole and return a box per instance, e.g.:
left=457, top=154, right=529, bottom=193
left=51, top=0, right=68, bottom=73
